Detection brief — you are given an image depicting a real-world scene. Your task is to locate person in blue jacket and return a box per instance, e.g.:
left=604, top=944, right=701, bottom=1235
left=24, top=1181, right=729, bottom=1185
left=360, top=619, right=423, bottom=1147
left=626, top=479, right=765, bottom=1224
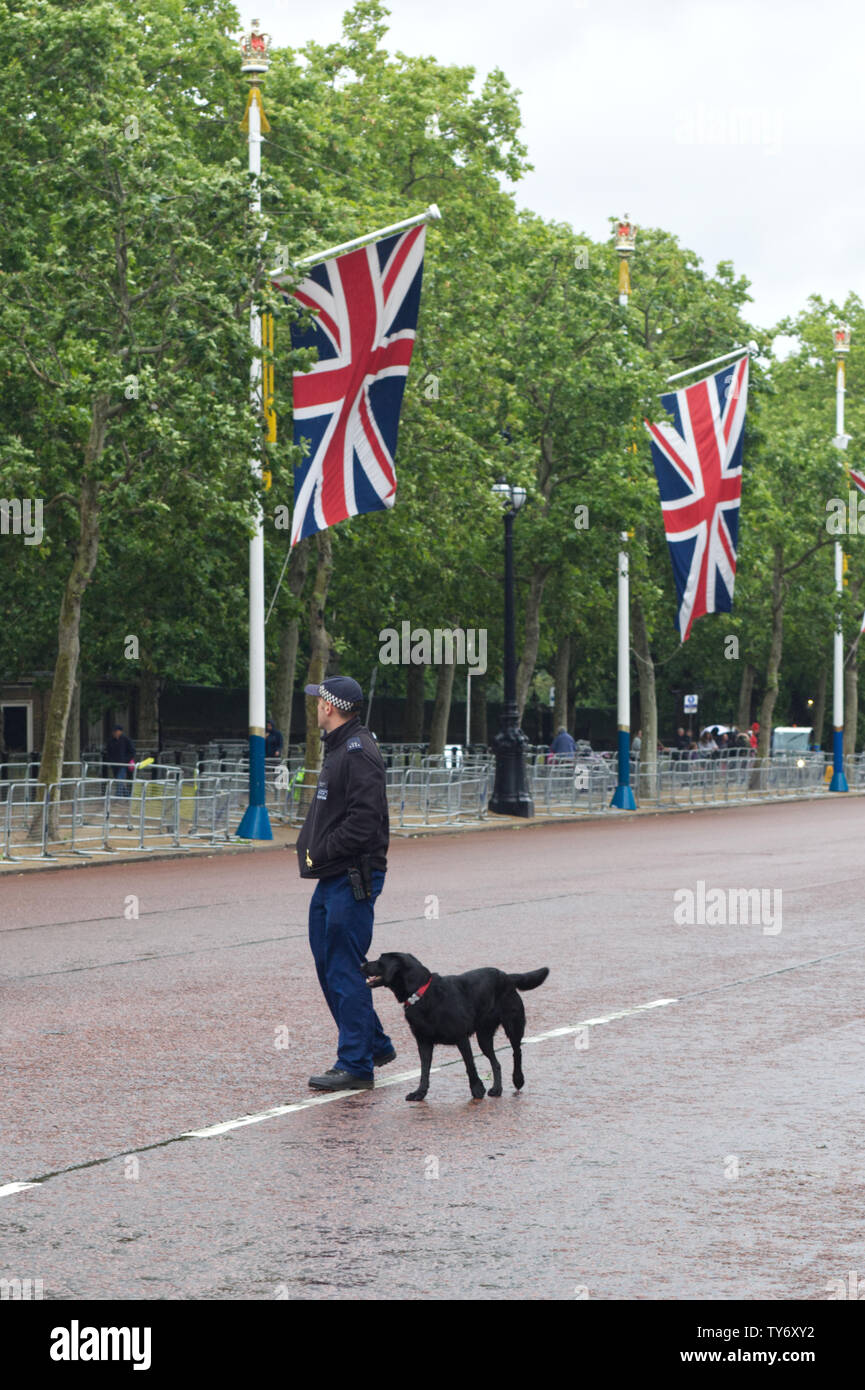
left=549, top=727, right=576, bottom=755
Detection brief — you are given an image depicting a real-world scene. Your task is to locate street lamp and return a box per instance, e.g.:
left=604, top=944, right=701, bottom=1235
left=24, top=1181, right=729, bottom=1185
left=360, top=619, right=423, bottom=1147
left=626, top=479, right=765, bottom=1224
left=489, top=479, right=534, bottom=818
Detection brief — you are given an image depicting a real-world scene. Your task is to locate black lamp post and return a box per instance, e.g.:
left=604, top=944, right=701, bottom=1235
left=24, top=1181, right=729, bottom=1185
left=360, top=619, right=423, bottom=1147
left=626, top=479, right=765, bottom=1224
left=489, top=479, right=534, bottom=817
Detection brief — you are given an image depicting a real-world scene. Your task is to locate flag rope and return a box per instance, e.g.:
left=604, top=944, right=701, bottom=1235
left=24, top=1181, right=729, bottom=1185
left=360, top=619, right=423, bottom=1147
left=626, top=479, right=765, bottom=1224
left=264, top=544, right=292, bottom=626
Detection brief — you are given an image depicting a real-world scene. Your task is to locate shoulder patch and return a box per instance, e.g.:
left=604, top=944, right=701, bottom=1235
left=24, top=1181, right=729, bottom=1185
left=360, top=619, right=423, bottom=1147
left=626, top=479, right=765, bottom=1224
left=346, top=738, right=363, bottom=751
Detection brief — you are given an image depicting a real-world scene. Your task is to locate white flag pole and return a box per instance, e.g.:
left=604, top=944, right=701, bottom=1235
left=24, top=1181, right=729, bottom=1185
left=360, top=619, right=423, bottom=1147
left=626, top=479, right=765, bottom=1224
left=237, top=21, right=274, bottom=840
left=665, top=344, right=756, bottom=384
left=611, top=220, right=636, bottom=809
left=272, top=205, right=441, bottom=280
left=610, top=533, right=636, bottom=810
left=830, top=324, right=851, bottom=792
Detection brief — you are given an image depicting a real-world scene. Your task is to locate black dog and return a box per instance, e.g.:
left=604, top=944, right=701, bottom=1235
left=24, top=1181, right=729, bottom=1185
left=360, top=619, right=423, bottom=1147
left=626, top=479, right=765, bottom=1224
left=363, top=951, right=549, bottom=1102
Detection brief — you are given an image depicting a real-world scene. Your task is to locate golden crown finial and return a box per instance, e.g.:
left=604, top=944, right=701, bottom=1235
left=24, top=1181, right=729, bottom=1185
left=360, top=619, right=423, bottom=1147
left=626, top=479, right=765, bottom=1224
left=240, top=19, right=271, bottom=79
left=615, top=215, right=636, bottom=256
left=834, top=324, right=851, bottom=357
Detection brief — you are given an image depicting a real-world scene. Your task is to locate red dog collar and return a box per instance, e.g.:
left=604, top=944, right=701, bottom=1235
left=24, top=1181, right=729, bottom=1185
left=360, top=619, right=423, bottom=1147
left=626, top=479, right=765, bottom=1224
left=404, top=978, right=432, bottom=1008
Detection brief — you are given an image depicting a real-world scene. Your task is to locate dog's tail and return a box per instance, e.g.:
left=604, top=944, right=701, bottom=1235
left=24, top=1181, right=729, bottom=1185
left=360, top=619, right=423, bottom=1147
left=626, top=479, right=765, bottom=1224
left=507, top=966, right=549, bottom=992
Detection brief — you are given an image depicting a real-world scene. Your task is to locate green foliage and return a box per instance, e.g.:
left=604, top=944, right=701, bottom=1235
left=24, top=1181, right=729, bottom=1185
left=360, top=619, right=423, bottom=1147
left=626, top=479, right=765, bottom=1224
left=0, top=0, right=859, bottom=748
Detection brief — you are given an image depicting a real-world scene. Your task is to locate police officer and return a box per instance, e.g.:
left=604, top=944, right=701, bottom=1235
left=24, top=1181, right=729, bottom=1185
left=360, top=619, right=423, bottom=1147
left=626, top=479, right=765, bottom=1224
left=297, top=676, right=395, bottom=1091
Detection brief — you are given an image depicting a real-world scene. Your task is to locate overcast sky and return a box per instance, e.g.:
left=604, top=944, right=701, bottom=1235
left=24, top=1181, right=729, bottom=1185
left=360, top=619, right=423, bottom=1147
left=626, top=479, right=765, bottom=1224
left=237, top=0, right=865, bottom=337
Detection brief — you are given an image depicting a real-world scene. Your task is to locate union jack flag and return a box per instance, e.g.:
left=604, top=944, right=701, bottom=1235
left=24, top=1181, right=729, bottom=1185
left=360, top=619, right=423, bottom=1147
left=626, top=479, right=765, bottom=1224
left=849, top=465, right=865, bottom=495
left=286, top=225, right=426, bottom=547
left=644, top=355, right=749, bottom=641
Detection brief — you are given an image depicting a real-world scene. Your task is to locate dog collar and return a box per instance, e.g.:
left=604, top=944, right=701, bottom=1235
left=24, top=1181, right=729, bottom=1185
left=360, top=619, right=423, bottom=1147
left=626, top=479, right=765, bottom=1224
left=404, top=978, right=432, bottom=1008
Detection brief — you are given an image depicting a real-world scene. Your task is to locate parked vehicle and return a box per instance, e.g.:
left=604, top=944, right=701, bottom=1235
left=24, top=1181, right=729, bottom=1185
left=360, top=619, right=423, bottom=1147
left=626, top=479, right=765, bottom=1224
left=772, top=726, right=812, bottom=753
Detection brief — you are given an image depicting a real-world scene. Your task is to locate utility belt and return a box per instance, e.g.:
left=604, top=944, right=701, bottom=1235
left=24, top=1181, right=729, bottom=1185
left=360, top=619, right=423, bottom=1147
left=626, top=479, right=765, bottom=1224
left=347, top=853, right=373, bottom=901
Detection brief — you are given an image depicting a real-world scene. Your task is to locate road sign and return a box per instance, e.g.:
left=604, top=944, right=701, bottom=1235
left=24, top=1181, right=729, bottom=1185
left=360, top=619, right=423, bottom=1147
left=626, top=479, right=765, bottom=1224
left=684, top=694, right=698, bottom=712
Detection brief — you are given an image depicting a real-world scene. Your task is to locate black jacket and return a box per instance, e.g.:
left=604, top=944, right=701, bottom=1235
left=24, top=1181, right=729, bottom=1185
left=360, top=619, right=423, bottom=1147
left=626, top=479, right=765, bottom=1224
left=296, top=717, right=389, bottom=879
left=105, top=734, right=135, bottom=766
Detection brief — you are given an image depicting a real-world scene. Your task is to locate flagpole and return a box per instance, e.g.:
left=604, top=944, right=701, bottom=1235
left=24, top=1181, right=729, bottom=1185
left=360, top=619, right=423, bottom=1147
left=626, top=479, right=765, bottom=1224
left=666, top=344, right=755, bottom=384
left=611, top=217, right=636, bottom=808
left=830, top=324, right=851, bottom=792
left=466, top=670, right=473, bottom=748
left=237, top=20, right=274, bottom=840
left=611, top=532, right=636, bottom=809
left=273, top=205, right=441, bottom=280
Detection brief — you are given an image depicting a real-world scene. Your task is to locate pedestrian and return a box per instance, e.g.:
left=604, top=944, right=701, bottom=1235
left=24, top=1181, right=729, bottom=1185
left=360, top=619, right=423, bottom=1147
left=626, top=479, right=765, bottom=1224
left=105, top=723, right=135, bottom=798
left=698, top=729, right=717, bottom=759
left=264, top=718, right=283, bottom=758
left=631, top=728, right=642, bottom=759
left=297, top=677, right=395, bottom=1092
left=549, top=726, right=576, bottom=757
left=750, top=721, right=760, bottom=751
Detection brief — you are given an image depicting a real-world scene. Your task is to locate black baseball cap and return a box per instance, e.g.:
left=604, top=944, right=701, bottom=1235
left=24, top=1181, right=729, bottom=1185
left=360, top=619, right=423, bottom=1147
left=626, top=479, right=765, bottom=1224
left=304, top=676, right=363, bottom=711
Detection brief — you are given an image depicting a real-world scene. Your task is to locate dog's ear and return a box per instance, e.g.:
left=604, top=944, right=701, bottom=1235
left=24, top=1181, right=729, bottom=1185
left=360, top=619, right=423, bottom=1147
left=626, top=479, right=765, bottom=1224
left=379, top=954, right=403, bottom=989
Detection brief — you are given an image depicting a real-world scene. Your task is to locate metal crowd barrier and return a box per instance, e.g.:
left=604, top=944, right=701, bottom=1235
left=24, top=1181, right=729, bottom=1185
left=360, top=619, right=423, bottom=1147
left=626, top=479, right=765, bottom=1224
left=183, top=774, right=235, bottom=845
left=845, top=751, right=865, bottom=788
left=267, top=758, right=310, bottom=824
left=640, top=752, right=830, bottom=808
left=2, top=750, right=859, bottom=862
left=531, top=755, right=617, bottom=814
left=2, top=774, right=231, bottom=859
left=388, top=764, right=491, bottom=828
left=508, top=749, right=834, bottom=815
left=0, top=760, right=84, bottom=787
left=2, top=781, right=53, bottom=861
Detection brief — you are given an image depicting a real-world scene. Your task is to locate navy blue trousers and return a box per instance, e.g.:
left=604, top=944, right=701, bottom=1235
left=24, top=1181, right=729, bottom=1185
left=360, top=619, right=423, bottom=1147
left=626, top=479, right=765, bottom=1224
left=308, top=869, right=392, bottom=1079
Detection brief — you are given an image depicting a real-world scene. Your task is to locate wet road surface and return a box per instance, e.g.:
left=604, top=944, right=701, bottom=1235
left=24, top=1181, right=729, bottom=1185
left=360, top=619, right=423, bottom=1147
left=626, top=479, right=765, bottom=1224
left=2, top=800, right=864, bottom=1299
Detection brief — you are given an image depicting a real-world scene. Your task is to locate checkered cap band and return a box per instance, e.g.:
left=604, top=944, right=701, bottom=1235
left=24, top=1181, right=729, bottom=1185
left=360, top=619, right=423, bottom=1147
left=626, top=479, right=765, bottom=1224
left=319, top=685, right=355, bottom=711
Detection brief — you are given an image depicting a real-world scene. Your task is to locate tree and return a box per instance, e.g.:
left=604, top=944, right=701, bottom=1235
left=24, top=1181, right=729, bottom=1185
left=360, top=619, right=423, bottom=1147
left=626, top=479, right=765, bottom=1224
left=0, top=0, right=308, bottom=827
left=259, top=0, right=530, bottom=761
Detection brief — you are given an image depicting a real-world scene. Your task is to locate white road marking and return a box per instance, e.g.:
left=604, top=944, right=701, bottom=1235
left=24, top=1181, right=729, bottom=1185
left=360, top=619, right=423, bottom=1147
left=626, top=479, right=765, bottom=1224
left=0, top=994, right=683, bottom=1193
left=185, top=1070, right=426, bottom=1137
left=524, top=997, right=679, bottom=1043
left=183, top=996, right=680, bottom=1139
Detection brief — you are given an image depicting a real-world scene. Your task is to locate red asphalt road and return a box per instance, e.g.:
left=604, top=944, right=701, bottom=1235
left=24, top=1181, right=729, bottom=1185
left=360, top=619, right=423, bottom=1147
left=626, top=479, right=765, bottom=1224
left=2, top=800, right=865, bottom=1300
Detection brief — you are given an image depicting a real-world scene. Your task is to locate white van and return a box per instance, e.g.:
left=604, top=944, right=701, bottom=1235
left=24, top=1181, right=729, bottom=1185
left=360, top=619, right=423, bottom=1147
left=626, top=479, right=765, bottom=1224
left=772, top=727, right=812, bottom=753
